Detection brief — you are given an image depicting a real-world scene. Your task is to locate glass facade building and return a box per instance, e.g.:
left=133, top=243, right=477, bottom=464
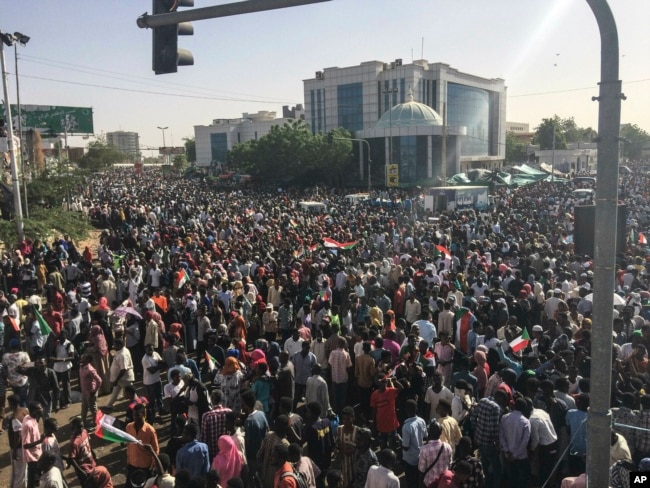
left=447, top=83, right=490, bottom=157
left=210, top=133, right=228, bottom=163
left=336, top=83, right=363, bottom=131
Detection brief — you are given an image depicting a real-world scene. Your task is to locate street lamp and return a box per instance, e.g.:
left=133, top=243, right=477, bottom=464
left=157, top=126, right=168, bottom=164
left=14, top=31, right=30, bottom=218
left=0, top=30, right=24, bottom=240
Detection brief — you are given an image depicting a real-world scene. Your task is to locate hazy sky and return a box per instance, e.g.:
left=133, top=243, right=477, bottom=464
left=3, top=0, right=649, bottom=155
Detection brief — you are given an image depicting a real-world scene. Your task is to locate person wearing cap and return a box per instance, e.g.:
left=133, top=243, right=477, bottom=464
left=531, top=325, right=551, bottom=356
left=262, top=303, right=279, bottom=343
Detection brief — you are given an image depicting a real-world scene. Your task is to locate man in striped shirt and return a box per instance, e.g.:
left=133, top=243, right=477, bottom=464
left=470, top=389, right=508, bottom=488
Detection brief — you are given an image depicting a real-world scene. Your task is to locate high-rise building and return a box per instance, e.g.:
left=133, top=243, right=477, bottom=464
left=106, top=131, right=140, bottom=159
left=304, top=59, right=506, bottom=183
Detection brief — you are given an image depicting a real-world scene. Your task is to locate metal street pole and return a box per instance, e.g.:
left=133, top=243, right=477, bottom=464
left=383, top=88, right=398, bottom=188
left=551, top=126, right=556, bottom=182
left=14, top=34, right=29, bottom=218
left=157, top=126, right=168, bottom=165
left=0, top=32, right=24, bottom=241
left=585, top=1, right=620, bottom=487
left=335, top=136, right=371, bottom=193
left=137, top=0, right=331, bottom=28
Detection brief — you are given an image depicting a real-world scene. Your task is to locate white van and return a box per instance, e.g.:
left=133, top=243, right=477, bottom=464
left=344, top=193, right=370, bottom=205
left=298, top=201, right=327, bottom=213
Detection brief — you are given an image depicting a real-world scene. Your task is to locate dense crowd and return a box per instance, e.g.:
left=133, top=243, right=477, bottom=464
left=2, top=162, right=650, bottom=488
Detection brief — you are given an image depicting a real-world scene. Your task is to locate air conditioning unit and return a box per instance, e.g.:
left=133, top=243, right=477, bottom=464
left=395, top=58, right=402, bottom=67
left=315, top=71, right=323, bottom=80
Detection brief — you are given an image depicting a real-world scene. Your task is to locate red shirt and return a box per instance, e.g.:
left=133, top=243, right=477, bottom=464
left=370, top=387, right=399, bottom=433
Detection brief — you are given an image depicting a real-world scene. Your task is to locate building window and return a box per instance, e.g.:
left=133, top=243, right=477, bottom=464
left=337, top=82, right=363, bottom=131
left=398, top=135, right=417, bottom=182
left=447, top=83, right=489, bottom=156
left=317, top=89, right=323, bottom=133
left=210, top=133, right=228, bottom=163
left=400, top=78, right=405, bottom=103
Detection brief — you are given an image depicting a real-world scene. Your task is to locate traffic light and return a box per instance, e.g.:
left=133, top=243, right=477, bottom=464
left=152, top=0, right=194, bottom=75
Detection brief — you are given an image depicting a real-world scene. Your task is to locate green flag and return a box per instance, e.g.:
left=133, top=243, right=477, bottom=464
left=34, top=306, right=52, bottom=336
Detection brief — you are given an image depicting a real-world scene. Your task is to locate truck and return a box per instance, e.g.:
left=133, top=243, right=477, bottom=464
left=424, top=185, right=489, bottom=212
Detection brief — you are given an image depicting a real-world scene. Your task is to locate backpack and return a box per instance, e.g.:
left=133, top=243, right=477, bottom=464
left=280, top=465, right=309, bottom=488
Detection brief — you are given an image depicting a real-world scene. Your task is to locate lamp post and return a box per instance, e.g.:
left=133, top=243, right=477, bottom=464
left=383, top=88, right=398, bottom=167
left=157, top=126, right=168, bottom=164
left=0, top=31, right=24, bottom=241
left=13, top=32, right=29, bottom=218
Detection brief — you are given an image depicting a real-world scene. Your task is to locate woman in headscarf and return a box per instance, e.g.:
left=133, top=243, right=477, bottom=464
left=93, top=297, right=113, bottom=349
left=211, top=435, right=244, bottom=485
left=230, top=314, right=247, bottom=342
left=472, top=350, right=490, bottom=398
left=212, top=357, right=244, bottom=413
left=87, top=325, right=112, bottom=395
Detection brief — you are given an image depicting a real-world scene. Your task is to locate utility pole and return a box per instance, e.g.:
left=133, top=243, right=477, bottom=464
left=551, top=125, right=556, bottom=182
left=0, top=31, right=24, bottom=241
left=14, top=32, right=30, bottom=218
left=585, top=1, right=621, bottom=486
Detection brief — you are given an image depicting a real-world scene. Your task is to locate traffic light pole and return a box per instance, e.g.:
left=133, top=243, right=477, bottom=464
left=137, top=0, right=331, bottom=28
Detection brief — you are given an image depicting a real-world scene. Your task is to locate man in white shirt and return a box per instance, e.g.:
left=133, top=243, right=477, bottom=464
left=424, top=372, right=454, bottom=420
left=529, top=406, right=559, bottom=486
left=364, top=448, right=400, bottom=488
left=105, top=339, right=135, bottom=410
left=284, top=329, right=304, bottom=358
left=52, top=332, right=75, bottom=409
left=142, top=343, right=165, bottom=418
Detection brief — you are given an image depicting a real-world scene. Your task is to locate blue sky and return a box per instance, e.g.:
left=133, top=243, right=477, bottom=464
left=3, top=0, right=649, bottom=153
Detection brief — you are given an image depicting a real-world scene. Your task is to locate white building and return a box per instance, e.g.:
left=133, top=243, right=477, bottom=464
left=106, top=131, right=140, bottom=159
left=303, top=59, right=507, bottom=184
left=194, top=106, right=304, bottom=168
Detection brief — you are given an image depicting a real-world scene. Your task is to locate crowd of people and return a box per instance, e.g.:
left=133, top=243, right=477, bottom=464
left=2, top=162, right=650, bottom=488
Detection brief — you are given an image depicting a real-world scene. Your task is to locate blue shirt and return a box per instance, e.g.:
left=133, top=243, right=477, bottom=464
left=176, top=440, right=210, bottom=478
left=566, top=409, right=588, bottom=456
left=401, top=415, right=428, bottom=466
left=413, top=320, right=437, bottom=348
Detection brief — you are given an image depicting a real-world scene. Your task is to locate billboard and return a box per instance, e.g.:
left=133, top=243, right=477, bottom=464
left=159, top=147, right=185, bottom=155
left=0, top=105, right=94, bottom=134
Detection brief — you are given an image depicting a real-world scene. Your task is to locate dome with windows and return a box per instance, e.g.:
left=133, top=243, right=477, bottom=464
left=376, top=92, right=443, bottom=128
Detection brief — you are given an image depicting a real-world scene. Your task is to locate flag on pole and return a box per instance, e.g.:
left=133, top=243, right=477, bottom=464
left=205, top=351, right=220, bottom=372
left=175, top=268, right=191, bottom=289
left=34, top=307, right=52, bottom=336
left=640, top=233, right=647, bottom=245
left=95, top=411, right=139, bottom=444
left=454, top=307, right=475, bottom=354
left=290, top=219, right=299, bottom=228
left=323, top=237, right=358, bottom=250
left=292, top=248, right=304, bottom=259
left=509, top=328, right=531, bottom=353
left=308, top=243, right=320, bottom=253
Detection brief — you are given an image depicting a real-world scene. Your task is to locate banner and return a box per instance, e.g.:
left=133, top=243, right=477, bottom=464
left=386, top=164, right=399, bottom=187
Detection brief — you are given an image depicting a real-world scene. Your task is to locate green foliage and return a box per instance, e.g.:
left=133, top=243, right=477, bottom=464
left=505, top=132, right=527, bottom=163
left=533, top=116, right=598, bottom=150
left=173, top=154, right=189, bottom=170
left=78, top=140, right=127, bottom=171
left=183, top=137, right=196, bottom=163
left=0, top=207, right=92, bottom=248
left=620, top=124, right=650, bottom=160
left=226, top=120, right=353, bottom=185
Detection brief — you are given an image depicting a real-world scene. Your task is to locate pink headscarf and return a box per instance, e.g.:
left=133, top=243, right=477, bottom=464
left=211, top=436, right=243, bottom=484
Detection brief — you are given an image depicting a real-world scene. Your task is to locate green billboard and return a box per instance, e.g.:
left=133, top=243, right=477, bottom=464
left=0, top=105, right=94, bottom=134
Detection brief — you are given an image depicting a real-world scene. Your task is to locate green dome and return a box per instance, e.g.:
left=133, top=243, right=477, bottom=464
left=376, top=95, right=443, bottom=128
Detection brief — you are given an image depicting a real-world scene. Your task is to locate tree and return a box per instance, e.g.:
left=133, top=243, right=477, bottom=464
left=619, top=123, right=650, bottom=160
left=183, top=137, right=196, bottom=163
left=533, top=116, right=567, bottom=150
left=225, top=120, right=353, bottom=185
left=172, top=154, right=189, bottom=170
left=505, top=131, right=527, bottom=163
left=78, top=139, right=126, bottom=171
